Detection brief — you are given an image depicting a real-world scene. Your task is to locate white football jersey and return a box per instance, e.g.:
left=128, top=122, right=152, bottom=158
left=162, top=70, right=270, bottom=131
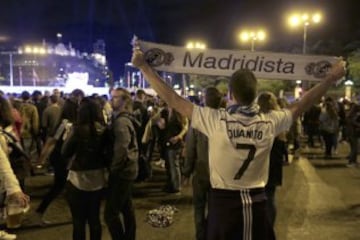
left=191, top=105, right=292, bottom=190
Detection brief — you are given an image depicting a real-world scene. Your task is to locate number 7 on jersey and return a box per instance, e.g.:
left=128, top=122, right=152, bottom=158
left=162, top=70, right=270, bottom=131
left=234, top=144, right=256, bottom=180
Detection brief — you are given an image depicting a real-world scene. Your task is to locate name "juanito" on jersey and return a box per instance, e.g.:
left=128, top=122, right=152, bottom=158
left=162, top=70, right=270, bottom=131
left=228, top=128, right=263, bottom=140
left=183, top=52, right=295, bottom=74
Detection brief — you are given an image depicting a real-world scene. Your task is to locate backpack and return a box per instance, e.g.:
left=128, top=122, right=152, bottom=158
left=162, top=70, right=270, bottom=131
left=0, top=130, right=30, bottom=175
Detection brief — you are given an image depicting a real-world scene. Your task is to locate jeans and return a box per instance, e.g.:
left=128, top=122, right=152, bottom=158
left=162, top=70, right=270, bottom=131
left=104, top=173, right=136, bottom=240
left=265, top=185, right=277, bottom=227
left=164, top=148, right=181, bottom=192
left=36, top=150, right=68, bottom=214
left=192, top=177, right=210, bottom=240
left=349, top=135, right=359, bottom=164
left=321, top=131, right=335, bottom=156
left=65, top=182, right=103, bottom=240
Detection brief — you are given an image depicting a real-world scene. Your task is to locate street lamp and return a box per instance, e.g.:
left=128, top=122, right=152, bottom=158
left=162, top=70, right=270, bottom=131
left=344, top=80, right=354, bottom=100
left=239, top=30, right=266, bottom=51
left=0, top=50, right=22, bottom=86
left=186, top=41, right=206, bottom=50
left=184, top=41, right=207, bottom=96
left=288, top=12, right=322, bottom=54
left=288, top=12, right=322, bottom=90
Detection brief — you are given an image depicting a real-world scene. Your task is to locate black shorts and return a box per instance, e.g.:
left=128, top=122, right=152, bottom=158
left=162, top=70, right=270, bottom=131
left=207, top=188, right=275, bottom=240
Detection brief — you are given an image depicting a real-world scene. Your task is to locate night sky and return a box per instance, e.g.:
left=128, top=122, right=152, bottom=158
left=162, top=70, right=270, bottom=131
left=1, top=0, right=359, bottom=79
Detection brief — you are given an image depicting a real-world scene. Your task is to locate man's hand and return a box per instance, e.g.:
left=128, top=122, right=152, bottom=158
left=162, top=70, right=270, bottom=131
left=7, top=191, right=30, bottom=208
left=327, top=60, right=346, bottom=83
left=131, top=43, right=147, bottom=69
left=169, top=135, right=181, bottom=144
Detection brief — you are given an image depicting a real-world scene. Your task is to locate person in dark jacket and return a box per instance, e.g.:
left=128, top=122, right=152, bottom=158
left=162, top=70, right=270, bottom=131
left=34, top=89, right=84, bottom=225
left=158, top=106, right=188, bottom=193
left=183, top=87, right=223, bottom=240
left=61, top=97, right=107, bottom=240
left=104, top=88, right=139, bottom=240
left=346, top=103, right=360, bottom=167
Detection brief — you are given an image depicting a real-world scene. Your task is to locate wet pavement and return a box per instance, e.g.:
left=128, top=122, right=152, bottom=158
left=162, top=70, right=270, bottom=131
left=5, top=141, right=360, bottom=240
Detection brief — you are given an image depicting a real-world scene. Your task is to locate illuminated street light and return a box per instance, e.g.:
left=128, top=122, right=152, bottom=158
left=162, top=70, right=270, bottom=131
left=57, top=33, right=63, bottom=42
left=288, top=12, right=322, bottom=54
left=288, top=11, right=322, bottom=90
left=186, top=41, right=206, bottom=50
left=344, top=80, right=354, bottom=99
left=239, top=29, right=266, bottom=51
left=184, top=40, right=207, bottom=97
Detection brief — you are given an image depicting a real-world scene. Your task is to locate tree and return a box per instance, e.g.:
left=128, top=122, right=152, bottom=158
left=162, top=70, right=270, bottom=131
left=257, top=79, right=289, bottom=95
left=347, top=49, right=360, bottom=86
left=188, top=74, right=229, bottom=94
left=187, top=73, right=290, bottom=97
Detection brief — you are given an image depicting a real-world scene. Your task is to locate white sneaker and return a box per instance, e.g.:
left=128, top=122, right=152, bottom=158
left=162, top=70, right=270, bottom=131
left=0, top=230, right=16, bottom=240
left=346, top=163, right=357, bottom=168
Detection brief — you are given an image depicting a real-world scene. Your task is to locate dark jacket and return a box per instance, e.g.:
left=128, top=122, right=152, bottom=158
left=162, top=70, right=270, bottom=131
left=61, top=122, right=107, bottom=171
left=159, top=109, right=184, bottom=149
left=266, top=137, right=286, bottom=187
left=183, top=127, right=210, bottom=182
left=110, top=113, right=139, bottom=180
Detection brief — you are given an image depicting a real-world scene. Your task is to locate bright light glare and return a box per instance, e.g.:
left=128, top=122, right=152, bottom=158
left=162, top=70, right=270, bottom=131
left=289, top=12, right=322, bottom=27
left=240, top=32, right=250, bottom=41
left=186, top=41, right=206, bottom=49
left=39, top=48, right=46, bottom=54
left=240, top=30, right=266, bottom=41
left=25, top=46, right=32, bottom=54
left=257, top=31, right=266, bottom=41
left=289, top=15, right=300, bottom=27
left=186, top=42, right=194, bottom=49
left=32, top=47, right=39, bottom=54
left=302, top=14, right=309, bottom=21
left=345, top=80, right=354, bottom=86
left=312, top=13, right=322, bottom=23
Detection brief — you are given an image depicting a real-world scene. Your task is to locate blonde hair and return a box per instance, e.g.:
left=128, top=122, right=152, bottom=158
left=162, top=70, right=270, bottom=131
left=257, top=92, right=280, bottom=113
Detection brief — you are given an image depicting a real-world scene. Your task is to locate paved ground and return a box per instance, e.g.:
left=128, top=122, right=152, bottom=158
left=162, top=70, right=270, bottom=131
left=4, top=141, right=360, bottom=240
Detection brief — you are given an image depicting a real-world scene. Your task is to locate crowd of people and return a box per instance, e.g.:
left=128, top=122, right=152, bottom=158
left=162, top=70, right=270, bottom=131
left=0, top=47, right=350, bottom=240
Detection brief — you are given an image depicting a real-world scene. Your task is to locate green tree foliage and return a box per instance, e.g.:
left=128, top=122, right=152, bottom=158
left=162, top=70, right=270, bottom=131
left=257, top=79, right=289, bottom=94
left=188, top=74, right=229, bottom=95
left=347, top=49, right=360, bottom=86
left=188, top=73, right=290, bottom=96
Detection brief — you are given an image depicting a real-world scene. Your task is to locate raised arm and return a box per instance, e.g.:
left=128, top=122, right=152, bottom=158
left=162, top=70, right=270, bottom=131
left=288, top=60, right=346, bottom=119
left=131, top=46, right=194, bottom=120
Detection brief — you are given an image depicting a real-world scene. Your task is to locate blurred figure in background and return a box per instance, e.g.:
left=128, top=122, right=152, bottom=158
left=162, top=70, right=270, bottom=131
left=319, top=100, right=339, bottom=159
left=183, top=87, right=223, bottom=240
left=19, top=91, right=39, bottom=158
left=258, top=92, right=288, bottom=228
left=346, top=103, right=360, bottom=167
left=62, top=97, right=107, bottom=240
left=158, top=106, right=188, bottom=194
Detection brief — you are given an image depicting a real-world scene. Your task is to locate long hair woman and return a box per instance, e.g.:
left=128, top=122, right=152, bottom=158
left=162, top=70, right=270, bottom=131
left=257, top=92, right=288, bottom=227
left=61, top=97, right=107, bottom=240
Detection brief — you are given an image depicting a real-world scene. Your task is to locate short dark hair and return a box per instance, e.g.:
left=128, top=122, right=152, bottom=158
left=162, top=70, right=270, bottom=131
left=229, top=69, right=257, bottom=105
left=78, top=97, right=104, bottom=125
left=205, top=87, right=222, bottom=109
left=21, top=91, right=31, bottom=101
left=71, top=89, right=85, bottom=98
left=136, top=89, right=146, bottom=97
left=50, top=95, right=59, bottom=104
left=32, top=90, right=42, bottom=97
